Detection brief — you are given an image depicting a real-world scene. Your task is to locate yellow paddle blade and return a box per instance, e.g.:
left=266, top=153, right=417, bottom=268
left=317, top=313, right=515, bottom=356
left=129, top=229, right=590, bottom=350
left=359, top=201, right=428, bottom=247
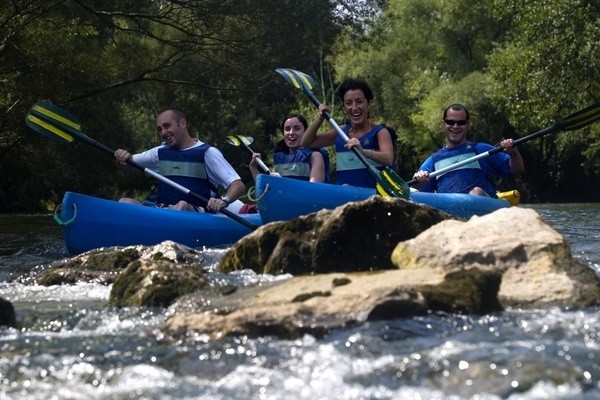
left=380, top=169, right=410, bottom=199
left=25, top=113, right=75, bottom=143
left=497, top=190, right=520, bottom=206
left=275, top=68, right=302, bottom=89
left=375, top=183, right=391, bottom=197
left=237, top=135, right=253, bottom=146
left=561, top=101, right=600, bottom=131
left=290, top=69, right=316, bottom=90
left=226, top=135, right=241, bottom=146
left=31, top=103, right=82, bottom=132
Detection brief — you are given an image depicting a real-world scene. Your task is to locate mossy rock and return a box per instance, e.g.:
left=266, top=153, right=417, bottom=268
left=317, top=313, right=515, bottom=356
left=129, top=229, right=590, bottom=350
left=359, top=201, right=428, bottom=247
left=109, top=259, right=208, bottom=308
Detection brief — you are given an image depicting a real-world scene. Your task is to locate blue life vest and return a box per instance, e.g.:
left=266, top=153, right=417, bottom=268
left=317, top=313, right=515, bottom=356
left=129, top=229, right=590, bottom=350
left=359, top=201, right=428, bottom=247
left=155, top=144, right=213, bottom=207
left=273, top=148, right=330, bottom=182
left=334, top=124, right=394, bottom=188
left=419, top=141, right=512, bottom=196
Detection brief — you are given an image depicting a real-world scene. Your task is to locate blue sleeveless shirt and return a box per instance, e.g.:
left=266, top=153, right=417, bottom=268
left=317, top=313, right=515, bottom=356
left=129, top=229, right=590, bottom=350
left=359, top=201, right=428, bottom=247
left=335, top=124, right=390, bottom=187
left=273, top=148, right=330, bottom=182
left=418, top=141, right=512, bottom=196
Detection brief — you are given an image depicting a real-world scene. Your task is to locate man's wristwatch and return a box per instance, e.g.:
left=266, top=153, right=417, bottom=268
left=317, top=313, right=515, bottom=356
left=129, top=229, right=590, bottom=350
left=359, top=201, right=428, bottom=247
left=220, top=195, right=231, bottom=205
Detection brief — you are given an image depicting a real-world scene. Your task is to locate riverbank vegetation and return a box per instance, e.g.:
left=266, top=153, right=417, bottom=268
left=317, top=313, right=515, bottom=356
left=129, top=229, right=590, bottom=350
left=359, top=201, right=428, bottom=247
left=0, top=0, right=598, bottom=211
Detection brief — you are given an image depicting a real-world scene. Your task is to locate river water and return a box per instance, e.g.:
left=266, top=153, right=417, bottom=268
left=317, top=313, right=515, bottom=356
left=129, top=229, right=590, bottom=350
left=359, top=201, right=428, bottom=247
left=0, top=204, right=599, bottom=399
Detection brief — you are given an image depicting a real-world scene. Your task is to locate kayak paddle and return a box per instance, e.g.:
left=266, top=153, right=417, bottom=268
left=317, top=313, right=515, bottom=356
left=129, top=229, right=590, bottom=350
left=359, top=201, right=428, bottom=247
left=226, top=135, right=271, bottom=174
left=406, top=100, right=600, bottom=185
left=25, top=101, right=259, bottom=231
left=275, top=67, right=411, bottom=200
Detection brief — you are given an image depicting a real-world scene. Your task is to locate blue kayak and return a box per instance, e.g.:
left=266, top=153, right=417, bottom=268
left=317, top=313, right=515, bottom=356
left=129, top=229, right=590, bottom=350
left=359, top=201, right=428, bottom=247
left=56, top=192, right=262, bottom=255
left=254, top=174, right=511, bottom=223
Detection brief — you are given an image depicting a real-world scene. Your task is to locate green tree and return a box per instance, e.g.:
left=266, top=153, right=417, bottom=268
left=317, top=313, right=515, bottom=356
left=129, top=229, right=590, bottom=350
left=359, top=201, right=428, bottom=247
left=487, top=0, right=600, bottom=200
left=329, top=0, right=510, bottom=179
left=0, top=0, right=343, bottom=210
left=328, top=0, right=599, bottom=201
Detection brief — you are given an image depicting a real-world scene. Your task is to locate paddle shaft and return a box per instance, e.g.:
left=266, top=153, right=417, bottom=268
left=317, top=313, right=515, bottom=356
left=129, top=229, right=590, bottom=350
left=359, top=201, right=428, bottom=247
left=240, top=141, right=271, bottom=174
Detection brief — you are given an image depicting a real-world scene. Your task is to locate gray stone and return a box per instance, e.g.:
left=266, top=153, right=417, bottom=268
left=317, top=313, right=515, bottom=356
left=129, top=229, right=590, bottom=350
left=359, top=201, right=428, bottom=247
left=391, top=207, right=600, bottom=308
left=109, top=257, right=208, bottom=308
left=217, top=196, right=455, bottom=275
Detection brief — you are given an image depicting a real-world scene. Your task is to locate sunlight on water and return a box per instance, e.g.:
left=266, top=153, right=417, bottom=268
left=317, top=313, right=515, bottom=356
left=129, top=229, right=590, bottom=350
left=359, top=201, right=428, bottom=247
left=210, top=269, right=293, bottom=288
left=0, top=282, right=109, bottom=303
left=1, top=206, right=600, bottom=399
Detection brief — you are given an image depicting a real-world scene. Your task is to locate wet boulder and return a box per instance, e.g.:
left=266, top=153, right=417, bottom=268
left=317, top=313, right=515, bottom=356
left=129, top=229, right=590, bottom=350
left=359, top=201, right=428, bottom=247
left=19, top=241, right=206, bottom=286
left=23, top=247, right=140, bottom=286
left=166, top=266, right=504, bottom=340
left=391, top=207, right=600, bottom=309
left=217, top=196, right=455, bottom=275
left=109, top=256, right=208, bottom=308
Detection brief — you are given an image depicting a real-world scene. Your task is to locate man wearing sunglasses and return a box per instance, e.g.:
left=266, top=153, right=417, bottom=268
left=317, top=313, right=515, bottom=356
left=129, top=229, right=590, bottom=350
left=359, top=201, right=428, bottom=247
left=412, top=103, right=524, bottom=196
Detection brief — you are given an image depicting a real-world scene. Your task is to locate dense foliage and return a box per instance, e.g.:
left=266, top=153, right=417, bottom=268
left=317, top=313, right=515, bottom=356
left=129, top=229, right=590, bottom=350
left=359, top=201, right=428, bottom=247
left=0, top=0, right=597, bottom=211
left=330, top=0, right=599, bottom=201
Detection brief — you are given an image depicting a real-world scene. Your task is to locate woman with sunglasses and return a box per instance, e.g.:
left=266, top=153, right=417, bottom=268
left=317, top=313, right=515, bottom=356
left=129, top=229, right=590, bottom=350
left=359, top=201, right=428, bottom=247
left=412, top=103, right=524, bottom=197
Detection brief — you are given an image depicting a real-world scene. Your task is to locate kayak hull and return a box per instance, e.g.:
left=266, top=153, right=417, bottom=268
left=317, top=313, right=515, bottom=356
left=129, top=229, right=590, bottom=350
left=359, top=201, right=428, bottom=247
left=57, top=192, right=261, bottom=255
left=254, top=174, right=510, bottom=223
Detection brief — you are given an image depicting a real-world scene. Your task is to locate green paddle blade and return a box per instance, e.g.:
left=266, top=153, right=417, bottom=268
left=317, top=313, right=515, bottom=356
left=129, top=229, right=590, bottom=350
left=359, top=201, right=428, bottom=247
left=287, top=68, right=316, bottom=90
left=226, top=135, right=255, bottom=147
left=226, top=134, right=269, bottom=174
left=275, top=68, right=304, bottom=89
left=379, top=168, right=411, bottom=199
left=236, top=135, right=254, bottom=146
left=560, top=101, right=600, bottom=131
left=30, top=102, right=81, bottom=132
left=26, top=101, right=92, bottom=144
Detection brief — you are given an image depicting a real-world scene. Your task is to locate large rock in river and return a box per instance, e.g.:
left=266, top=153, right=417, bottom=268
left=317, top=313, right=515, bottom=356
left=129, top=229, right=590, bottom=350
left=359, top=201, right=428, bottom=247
left=166, top=267, right=502, bottom=340
left=166, top=206, right=600, bottom=339
left=391, top=207, right=600, bottom=308
left=217, top=196, right=455, bottom=275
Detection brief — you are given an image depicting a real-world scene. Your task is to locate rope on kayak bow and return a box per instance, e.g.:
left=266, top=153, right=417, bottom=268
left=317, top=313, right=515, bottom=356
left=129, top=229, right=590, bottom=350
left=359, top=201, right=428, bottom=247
left=53, top=203, right=77, bottom=226
left=246, top=184, right=270, bottom=203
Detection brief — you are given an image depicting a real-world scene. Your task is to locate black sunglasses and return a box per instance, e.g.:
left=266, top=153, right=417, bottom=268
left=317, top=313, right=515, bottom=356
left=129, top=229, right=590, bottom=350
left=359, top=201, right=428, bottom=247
left=444, top=119, right=468, bottom=126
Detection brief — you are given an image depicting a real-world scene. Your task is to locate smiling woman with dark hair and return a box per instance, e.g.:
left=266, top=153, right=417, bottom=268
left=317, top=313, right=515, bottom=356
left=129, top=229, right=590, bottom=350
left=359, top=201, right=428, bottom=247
left=249, top=113, right=330, bottom=183
left=301, top=77, right=397, bottom=188
left=412, top=103, right=524, bottom=197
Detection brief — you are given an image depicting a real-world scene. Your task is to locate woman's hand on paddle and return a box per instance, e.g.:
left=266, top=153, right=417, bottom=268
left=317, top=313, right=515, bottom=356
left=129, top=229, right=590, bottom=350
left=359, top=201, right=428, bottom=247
left=250, top=152, right=281, bottom=177
left=249, top=152, right=264, bottom=168
left=316, top=104, right=330, bottom=121
left=344, top=137, right=363, bottom=151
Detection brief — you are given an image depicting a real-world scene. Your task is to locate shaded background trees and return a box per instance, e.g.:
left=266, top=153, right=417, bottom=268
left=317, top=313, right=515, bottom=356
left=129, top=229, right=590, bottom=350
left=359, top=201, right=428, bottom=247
left=0, top=0, right=342, bottom=210
left=330, top=0, right=599, bottom=202
left=0, top=0, right=598, bottom=211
